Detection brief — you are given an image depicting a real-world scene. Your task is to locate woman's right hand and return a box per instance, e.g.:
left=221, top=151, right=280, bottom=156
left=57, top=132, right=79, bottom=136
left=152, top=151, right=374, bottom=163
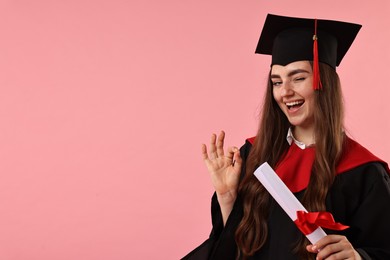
left=202, top=131, right=242, bottom=223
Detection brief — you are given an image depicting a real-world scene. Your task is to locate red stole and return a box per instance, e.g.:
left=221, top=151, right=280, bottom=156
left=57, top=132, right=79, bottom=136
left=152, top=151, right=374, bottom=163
left=248, top=136, right=389, bottom=193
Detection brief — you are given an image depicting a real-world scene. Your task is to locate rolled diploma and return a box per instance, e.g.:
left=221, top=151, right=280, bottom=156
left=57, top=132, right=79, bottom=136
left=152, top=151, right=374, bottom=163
left=254, top=162, right=327, bottom=244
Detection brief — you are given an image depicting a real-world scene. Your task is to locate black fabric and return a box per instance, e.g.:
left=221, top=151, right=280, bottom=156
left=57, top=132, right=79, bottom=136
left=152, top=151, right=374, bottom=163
left=181, top=238, right=215, bottom=259
left=182, top=140, right=390, bottom=260
left=255, top=14, right=362, bottom=68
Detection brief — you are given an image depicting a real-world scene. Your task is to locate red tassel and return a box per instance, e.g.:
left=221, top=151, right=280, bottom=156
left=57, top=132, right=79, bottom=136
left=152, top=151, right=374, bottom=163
left=313, top=19, right=322, bottom=90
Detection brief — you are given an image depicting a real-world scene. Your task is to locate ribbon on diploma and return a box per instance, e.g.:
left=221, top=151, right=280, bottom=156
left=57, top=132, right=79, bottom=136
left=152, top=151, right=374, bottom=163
left=254, top=162, right=349, bottom=244
left=294, top=211, right=349, bottom=235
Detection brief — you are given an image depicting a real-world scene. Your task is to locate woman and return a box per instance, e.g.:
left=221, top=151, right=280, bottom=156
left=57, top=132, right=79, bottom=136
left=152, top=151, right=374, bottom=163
left=183, top=14, right=390, bottom=259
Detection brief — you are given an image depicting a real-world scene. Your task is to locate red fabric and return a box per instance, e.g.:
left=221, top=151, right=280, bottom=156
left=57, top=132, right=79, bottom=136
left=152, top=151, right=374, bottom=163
left=246, top=136, right=389, bottom=193
left=313, top=19, right=322, bottom=90
left=247, top=136, right=256, bottom=145
left=336, top=137, right=390, bottom=174
left=274, top=143, right=315, bottom=193
left=294, top=211, right=349, bottom=235
left=246, top=136, right=389, bottom=235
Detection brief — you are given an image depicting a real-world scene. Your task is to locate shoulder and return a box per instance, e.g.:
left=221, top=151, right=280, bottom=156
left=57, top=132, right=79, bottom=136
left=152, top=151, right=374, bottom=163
left=337, top=136, right=390, bottom=175
left=334, top=162, right=390, bottom=195
left=329, top=162, right=390, bottom=221
left=338, top=162, right=388, bottom=180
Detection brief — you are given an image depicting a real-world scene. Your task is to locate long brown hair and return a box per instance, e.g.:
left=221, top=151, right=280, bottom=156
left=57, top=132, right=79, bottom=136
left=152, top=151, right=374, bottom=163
left=235, top=62, right=345, bottom=259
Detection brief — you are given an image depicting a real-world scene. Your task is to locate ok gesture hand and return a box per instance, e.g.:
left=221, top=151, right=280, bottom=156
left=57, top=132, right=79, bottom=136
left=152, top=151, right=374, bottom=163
left=202, top=131, right=242, bottom=224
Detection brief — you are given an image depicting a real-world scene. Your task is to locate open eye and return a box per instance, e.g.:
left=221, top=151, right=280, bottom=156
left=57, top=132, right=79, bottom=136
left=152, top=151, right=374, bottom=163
left=272, top=81, right=282, bottom=87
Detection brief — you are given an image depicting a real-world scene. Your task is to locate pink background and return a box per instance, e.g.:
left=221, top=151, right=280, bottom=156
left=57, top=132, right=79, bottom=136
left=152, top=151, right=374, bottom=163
left=0, top=0, right=389, bottom=259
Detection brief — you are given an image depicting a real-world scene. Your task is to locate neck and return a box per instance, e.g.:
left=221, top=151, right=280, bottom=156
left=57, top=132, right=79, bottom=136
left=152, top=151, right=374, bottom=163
left=292, top=126, right=315, bottom=146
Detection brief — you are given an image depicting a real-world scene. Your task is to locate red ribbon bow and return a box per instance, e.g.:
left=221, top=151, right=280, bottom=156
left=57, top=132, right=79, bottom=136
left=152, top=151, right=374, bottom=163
left=294, top=211, right=349, bottom=235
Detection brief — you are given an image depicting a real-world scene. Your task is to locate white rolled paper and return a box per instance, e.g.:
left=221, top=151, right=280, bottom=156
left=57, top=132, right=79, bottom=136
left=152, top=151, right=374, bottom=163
left=254, top=162, right=327, bottom=244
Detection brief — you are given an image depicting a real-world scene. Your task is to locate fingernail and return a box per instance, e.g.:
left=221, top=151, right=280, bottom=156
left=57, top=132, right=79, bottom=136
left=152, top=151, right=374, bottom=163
left=312, top=245, right=317, bottom=251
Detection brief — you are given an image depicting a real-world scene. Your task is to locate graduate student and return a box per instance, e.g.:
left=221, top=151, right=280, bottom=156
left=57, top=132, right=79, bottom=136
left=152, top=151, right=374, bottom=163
left=183, top=14, right=390, bottom=260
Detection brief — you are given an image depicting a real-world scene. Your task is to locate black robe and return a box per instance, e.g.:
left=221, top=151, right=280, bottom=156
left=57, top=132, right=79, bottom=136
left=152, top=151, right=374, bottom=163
left=183, top=138, right=390, bottom=260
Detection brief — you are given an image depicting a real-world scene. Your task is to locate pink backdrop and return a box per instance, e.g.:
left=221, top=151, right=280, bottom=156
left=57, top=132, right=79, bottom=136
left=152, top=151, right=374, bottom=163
left=0, top=0, right=389, bottom=259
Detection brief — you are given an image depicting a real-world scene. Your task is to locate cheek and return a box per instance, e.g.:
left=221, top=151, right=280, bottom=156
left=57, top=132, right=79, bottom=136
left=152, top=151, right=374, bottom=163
left=273, top=90, right=285, bottom=110
left=301, top=87, right=315, bottom=101
left=305, top=93, right=316, bottom=112
left=272, top=88, right=280, bottom=102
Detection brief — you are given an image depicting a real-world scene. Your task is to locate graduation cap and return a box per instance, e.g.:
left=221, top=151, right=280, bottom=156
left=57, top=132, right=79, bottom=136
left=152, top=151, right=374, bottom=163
left=255, top=14, right=362, bottom=89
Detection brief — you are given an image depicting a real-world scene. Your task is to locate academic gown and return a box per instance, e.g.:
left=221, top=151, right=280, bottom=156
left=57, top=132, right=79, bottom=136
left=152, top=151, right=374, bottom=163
left=183, top=137, right=390, bottom=260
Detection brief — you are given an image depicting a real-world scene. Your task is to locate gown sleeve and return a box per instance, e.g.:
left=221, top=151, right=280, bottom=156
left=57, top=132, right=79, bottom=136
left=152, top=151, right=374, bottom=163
left=327, top=162, right=390, bottom=260
left=181, top=141, right=252, bottom=260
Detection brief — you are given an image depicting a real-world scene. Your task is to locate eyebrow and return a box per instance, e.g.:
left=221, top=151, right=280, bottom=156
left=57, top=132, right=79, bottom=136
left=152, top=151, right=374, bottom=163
left=271, top=69, right=311, bottom=79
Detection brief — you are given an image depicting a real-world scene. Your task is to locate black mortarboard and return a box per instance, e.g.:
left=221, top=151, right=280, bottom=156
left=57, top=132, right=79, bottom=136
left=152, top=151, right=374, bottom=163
left=255, top=14, right=362, bottom=69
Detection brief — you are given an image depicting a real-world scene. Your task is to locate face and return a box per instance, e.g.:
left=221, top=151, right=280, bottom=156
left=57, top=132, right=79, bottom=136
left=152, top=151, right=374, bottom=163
left=271, top=61, right=316, bottom=131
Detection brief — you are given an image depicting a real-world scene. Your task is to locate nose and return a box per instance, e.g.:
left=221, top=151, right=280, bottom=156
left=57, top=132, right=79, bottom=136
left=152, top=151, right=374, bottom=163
left=280, top=82, right=294, bottom=97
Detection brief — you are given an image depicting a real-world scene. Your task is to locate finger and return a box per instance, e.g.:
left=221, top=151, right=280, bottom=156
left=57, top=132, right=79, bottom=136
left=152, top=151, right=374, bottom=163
left=226, top=146, right=236, bottom=160
left=226, top=146, right=241, bottom=168
left=306, top=245, right=317, bottom=254
left=201, top=144, right=209, bottom=161
left=216, top=131, right=225, bottom=157
left=209, top=133, right=217, bottom=159
left=232, top=148, right=243, bottom=170
left=313, top=235, right=343, bottom=252
left=314, top=235, right=349, bottom=260
left=318, top=250, right=352, bottom=260
left=316, top=244, right=344, bottom=260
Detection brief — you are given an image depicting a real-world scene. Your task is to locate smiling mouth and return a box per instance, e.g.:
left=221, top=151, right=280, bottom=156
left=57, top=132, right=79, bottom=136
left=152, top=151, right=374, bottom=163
left=285, top=100, right=304, bottom=110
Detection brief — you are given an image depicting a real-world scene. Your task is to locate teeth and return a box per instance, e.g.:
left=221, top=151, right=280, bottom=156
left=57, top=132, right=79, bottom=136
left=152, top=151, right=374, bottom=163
left=286, top=101, right=303, bottom=106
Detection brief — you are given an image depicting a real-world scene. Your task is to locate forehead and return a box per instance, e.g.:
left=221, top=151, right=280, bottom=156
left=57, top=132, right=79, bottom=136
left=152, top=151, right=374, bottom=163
left=271, top=60, right=312, bottom=75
